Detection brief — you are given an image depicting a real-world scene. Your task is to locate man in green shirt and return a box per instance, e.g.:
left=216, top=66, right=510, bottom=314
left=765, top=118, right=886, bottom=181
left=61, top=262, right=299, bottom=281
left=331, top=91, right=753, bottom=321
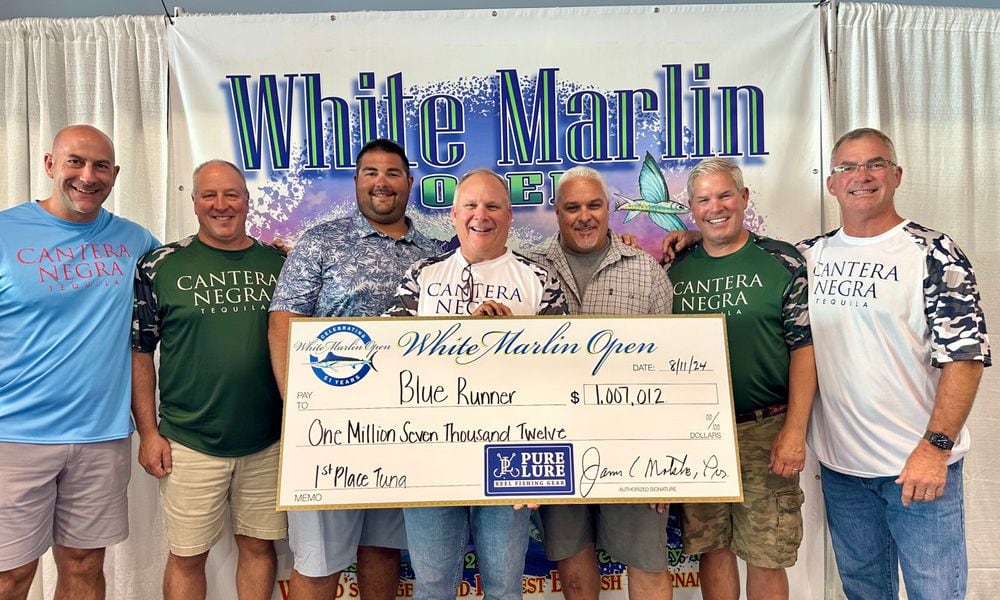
left=667, top=158, right=816, bottom=600
left=131, top=160, right=286, bottom=600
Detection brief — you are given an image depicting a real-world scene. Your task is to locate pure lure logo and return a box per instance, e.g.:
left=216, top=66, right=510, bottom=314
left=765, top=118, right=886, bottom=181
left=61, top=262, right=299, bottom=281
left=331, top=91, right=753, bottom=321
left=307, top=323, right=379, bottom=387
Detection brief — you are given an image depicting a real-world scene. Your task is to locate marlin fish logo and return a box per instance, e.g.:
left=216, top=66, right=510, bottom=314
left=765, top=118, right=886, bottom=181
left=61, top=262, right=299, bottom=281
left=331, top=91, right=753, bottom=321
left=614, top=151, right=689, bottom=232
left=309, top=349, right=378, bottom=373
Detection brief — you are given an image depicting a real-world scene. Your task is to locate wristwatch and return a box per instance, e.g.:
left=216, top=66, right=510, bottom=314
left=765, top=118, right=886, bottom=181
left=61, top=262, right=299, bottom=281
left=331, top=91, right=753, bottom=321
left=923, top=430, right=955, bottom=451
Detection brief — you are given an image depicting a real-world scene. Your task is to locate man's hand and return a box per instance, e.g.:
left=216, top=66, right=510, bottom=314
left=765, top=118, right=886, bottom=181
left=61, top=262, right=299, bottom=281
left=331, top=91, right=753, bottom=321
left=271, top=237, right=291, bottom=255
left=472, top=301, right=513, bottom=317
left=769, top=425, right=806, bottom=478
left=649, top=503, right=669, bottom=513
left=513, top=504, right=540, bottom=510
left=620, top=233, right=639, bottom=248
left=661, top=230, right=701, bottom=263
left=896, top=442, right=950, bottom=506
left=138, top=431, right=173, bottom=478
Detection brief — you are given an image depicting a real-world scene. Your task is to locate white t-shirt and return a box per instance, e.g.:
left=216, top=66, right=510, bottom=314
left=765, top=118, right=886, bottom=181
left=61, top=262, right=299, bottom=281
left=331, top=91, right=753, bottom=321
left=799, top=220, right=990, bottom=477
left=386, top=248, right=567, bottom=317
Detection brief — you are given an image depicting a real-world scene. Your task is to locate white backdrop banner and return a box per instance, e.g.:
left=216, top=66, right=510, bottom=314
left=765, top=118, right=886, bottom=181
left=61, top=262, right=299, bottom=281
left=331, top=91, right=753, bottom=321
left=167, top=5, right=826, bottom=598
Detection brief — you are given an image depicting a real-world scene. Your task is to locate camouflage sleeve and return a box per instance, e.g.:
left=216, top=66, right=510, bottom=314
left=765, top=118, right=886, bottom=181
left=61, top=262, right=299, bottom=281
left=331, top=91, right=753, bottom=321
left=757, top=237, right=811, bottom=350
left=922, top=233, right=991, bottom=367
left=269, top=229, right=326, bottom=314
left=383, top=261, right=423, bottom=317
left=538, top=271, right=569, bottom=316
left=132, top=251, right=161, bottom=353
left=650, top=261, right=674, bottom=315
left=779, top=251, right=812, bottom=351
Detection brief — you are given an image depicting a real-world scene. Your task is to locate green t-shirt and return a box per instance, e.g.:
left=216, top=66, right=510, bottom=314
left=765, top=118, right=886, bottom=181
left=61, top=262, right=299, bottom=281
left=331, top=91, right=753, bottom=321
left=667, top=234, right=811, bottom=413
left=133, top=236, right=285, bottom=456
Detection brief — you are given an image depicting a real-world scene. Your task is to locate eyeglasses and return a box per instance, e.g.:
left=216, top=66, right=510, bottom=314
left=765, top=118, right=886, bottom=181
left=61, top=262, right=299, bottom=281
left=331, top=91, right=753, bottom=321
left=831, top=158, right=897, bottom=175
left=460, top=263, right=475, bottom=308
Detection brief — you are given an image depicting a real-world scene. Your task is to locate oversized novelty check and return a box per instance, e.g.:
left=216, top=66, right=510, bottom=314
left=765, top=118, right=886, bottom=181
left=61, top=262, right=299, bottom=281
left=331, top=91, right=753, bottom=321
left=277, top=315, right=741, bottom=510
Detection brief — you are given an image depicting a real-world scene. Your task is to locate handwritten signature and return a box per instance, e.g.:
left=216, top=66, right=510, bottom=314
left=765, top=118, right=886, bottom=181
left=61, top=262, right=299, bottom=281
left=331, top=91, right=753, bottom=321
left=580, top=447, right=729, bottom=496
left=579, top=447, right=625, bottom=498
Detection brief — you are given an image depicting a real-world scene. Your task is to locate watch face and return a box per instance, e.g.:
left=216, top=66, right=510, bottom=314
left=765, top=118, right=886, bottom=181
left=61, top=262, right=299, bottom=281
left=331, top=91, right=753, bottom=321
left=926, top=432, right=955, bottom=450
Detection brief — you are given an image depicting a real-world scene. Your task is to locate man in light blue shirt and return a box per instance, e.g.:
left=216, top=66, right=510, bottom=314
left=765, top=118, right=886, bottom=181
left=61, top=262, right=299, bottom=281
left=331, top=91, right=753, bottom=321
left=0, top=125, right=158, bottom=599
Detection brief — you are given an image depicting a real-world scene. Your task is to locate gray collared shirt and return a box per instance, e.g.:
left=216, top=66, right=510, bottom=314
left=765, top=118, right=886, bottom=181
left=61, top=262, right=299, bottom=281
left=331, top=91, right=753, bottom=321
left=526, top=233, right=672, bottom=315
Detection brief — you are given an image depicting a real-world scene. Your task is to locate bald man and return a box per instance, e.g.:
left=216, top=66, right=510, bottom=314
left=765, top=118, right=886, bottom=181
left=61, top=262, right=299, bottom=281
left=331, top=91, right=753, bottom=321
left=0, top=125, right=159, bottom=599
left=386, top=169, right=567, bottom=600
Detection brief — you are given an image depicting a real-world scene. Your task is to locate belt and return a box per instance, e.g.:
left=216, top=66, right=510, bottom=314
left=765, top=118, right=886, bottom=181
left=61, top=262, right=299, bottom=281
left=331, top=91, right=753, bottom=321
left=735, top=403, right=787, bottom=424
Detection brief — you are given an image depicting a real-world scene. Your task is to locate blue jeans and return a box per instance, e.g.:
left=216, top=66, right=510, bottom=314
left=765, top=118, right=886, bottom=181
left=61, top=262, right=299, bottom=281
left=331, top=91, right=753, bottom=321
left=820, top=460, right=966, bottom=600
left=403, top=505, right=530, bottom=600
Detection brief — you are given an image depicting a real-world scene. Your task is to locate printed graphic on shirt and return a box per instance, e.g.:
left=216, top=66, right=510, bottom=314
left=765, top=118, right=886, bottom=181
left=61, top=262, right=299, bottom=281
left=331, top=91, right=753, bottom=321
left=134, top=236, right=280, bottom=351
left=672, top=271, right=764, bottom=316
left=387, top=249, right=567, bottom=318
left=799, top=222, right=990, bottom=366
left=15, top=242, right=136, bottom=294
left=669, top=236, right=810, bottom=351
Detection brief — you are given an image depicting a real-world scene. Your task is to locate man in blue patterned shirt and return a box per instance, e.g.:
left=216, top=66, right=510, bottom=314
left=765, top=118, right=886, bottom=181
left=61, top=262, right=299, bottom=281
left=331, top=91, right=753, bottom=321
left=268, top=139, right=439, bottom=600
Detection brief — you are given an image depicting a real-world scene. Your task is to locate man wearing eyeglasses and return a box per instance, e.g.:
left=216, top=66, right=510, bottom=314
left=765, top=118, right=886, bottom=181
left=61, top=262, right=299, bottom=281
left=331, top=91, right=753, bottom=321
left=663, top=128, right=990, bottom=600
left=524, top=166, right=675, bottom=600
left=268, top=139, right=440, bottom=600
left=385, top=168, right=567, bottom=600
left=799, top=127, right=990, bottom=600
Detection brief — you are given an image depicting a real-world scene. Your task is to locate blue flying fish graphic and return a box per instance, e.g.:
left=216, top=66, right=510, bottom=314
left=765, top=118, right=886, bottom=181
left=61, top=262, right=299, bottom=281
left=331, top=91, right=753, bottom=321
left=309, top=350, right=378, bottom=373
left=614, top=152, right=689, bottom=232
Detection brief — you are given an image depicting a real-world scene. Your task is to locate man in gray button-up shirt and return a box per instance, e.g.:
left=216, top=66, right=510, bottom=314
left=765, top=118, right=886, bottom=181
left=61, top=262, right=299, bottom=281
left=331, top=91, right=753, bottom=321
left=527, top=166, right=674, bottom=600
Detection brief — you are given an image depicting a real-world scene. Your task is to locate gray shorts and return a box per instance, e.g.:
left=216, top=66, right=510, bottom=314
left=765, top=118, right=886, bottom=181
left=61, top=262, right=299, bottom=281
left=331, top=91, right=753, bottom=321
left=288, top=508, right=406, bottom=576
left=539, top=503, right=669, bottom=572
left=0, top=439, right=131, bottom=570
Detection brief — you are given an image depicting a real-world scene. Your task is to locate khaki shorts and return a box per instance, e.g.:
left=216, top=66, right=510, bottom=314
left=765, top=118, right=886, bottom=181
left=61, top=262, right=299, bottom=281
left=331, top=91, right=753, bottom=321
left=681, top=413, right=804, bottom=569
left=160, top=440, right=287, bottom=557
left=0, top=439, right=130, bottom=571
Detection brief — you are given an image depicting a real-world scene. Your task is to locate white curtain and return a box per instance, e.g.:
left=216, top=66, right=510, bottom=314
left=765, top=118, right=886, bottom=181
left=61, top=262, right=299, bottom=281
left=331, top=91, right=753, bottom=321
left=0, top=16, right=168, bottom=234
left=0, top=16, right=169, bottom=600
left=831, top=4, right=1000, bottom=598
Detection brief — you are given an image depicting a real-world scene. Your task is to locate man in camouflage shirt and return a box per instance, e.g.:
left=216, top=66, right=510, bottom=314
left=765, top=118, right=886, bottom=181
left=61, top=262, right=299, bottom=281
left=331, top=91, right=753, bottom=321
left=268, top=139, right=439, bottom=600
left=668, top=158, right=815, bottom=600
left=526, top=166, right=675, bottom=600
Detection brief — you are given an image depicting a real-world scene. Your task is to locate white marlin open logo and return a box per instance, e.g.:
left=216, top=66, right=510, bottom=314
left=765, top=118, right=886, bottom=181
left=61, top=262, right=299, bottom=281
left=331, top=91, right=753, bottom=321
left=307, top=323, right=380, bottom=387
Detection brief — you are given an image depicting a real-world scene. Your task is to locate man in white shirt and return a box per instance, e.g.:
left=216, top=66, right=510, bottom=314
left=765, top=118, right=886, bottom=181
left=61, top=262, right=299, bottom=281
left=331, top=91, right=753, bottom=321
left=800, top=128, right=989, bottom=600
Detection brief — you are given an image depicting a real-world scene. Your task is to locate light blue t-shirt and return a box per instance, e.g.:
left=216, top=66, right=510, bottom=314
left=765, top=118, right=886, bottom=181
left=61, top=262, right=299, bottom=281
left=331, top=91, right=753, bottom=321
left=0, top=201, right=159, bottom=443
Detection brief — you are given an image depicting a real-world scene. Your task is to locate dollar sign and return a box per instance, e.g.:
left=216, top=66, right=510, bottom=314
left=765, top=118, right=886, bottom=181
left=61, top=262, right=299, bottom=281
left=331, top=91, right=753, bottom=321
left=570, top=391, right=580, bottom=404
